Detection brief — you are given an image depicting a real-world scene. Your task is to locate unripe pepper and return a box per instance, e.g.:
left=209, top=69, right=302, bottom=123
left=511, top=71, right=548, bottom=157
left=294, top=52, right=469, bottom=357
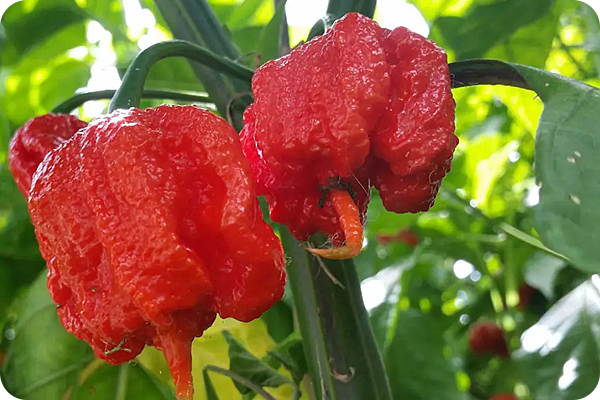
left=241, top=12, right=457, bottom=258
left=10, top=105, right=286, bottom=399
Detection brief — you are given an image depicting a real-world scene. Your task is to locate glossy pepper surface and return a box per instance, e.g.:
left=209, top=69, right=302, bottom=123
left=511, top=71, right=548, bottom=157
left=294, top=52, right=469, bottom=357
left=15, top=105, right=286, bottom=399
left=8, top=113, right=87, bottom=197
left=241, top=12, right=457, bottom=258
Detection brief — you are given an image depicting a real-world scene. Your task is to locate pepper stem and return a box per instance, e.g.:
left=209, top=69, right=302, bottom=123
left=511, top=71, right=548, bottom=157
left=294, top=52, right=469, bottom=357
left=108, top=40, right=254, bottom=112
left=307, top=189, right=363, bottom=259
left=52, top=89, right=212, bottom=114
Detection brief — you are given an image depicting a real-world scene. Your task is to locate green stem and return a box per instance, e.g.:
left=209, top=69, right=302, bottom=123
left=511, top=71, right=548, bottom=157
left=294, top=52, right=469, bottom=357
left=152, top=0, right=251, bottom=129
left=52, top=89, right=212, bottom=114
left=448, top=59, right=531, bottom=90
left=283, top=231, right=392, bottom=400
left=307, top=15, right=335, bottom=41
left=281, top=231, right=334, bottom=400
left=108, top=40, right=254, bottom=112
left=114, top=364, right=130, bottom=400
left=326, top=0, right=376, bottom=19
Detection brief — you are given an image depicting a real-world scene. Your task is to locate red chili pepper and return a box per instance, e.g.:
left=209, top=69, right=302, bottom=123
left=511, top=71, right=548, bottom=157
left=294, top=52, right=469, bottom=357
left=469, top=322, right=510, bottom=359
left=489, top=394, right=520, bottom=400
left=241, top=13, right=457, bottom=258
left=8, top=113, right=87, bottom=197
left=517, top=283, right=536, bottom=310
left=376, top=228, right=419, bottom=247
left=14, top=105, right=286, bottom=399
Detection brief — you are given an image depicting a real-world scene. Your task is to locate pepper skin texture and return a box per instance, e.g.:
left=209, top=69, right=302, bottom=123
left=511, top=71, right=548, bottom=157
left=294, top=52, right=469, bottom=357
left=241, top=12, right=457, bottom=257
left=20, top=105, right=286, bottom=399
left=8, top=113, right=87, bottom=197
left=469, top=322, right=510, bottom=359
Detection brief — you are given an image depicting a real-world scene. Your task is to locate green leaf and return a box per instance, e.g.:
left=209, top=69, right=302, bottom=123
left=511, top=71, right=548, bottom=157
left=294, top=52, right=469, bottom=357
left=77, top=363, right=176, bottom=400
left=231, top=26, right=264, bottom=60
left=369, top=299, right=395, bottom=352
left=260, top=300, right=294, bottom=343
left=1, top=272, right=93, bottom=399
left=145, top=58, right=206, bottom=92
left=499, top=223, right=569, bottom=262
left=222, top=330, right=289, bottom=395
left=434, top=0, right=554, bottom=60
left=203, top=368, right=221, bottom=400
left=515, top=279, right=600, bottom=399
left=226, top=0, right=269, bottom=29
left=0, top=0, right=86, bottom=66
left=263, top=332, right=306, bottom=385
left=256, top=0, right=287, bottom=63
left=523, top=252, right=568, bottom=299
left=385, top=310, right=468, bottom=400
left=485, top=0, right=564, bottom=68
left=83, top=0, right=128, bottom=42
left=1, top=23, right=90, bottom=124
left=510, top=65, right=600, bottom=274
left=450, top=59, right=600, bottom=274
left=0, top=272, right=176, bottom=400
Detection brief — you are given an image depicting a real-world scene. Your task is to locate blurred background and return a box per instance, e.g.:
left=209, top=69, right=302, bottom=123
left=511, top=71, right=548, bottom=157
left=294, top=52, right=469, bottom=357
left=1, top=0, right=600, bottom=399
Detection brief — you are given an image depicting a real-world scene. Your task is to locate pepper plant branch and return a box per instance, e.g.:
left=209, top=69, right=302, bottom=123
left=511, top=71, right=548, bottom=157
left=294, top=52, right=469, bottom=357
left=153, top=0, right=250, bottom=129
left=108, top=40, right=254, bottom=112
left=52, top=89, right=212, bottom=114
left=284, top=231, right=393, bottom=400
left=281, top=231, right=336, bottom=400
left=448, top=59, right=532, bottom=91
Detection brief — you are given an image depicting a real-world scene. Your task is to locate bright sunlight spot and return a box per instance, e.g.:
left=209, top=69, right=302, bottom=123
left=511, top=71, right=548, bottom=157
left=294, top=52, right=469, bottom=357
left=285, top=0, right=430, bottom=46
left=453, top=259, right=475, bottom=279
left=558, top=357, right=579, bottom=391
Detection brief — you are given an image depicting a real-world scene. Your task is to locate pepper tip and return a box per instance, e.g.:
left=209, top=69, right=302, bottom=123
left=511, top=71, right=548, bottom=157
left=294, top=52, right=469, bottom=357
left=307, top=244, right=362, bottom=259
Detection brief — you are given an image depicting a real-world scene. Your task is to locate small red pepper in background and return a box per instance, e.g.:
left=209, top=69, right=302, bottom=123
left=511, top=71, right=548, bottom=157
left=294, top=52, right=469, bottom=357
left=469, top=322, right=510, bottom=359
left=517, top=283, right=536, bottom=310
left=8, top=113, right=87, bottom=197
left=489, top=394, right=520, bottom=400
left=12, top=105, right=286, bottom=399
left=241, top=12, right=457, bottom=259
left=376, top=228, right=419, bottom=247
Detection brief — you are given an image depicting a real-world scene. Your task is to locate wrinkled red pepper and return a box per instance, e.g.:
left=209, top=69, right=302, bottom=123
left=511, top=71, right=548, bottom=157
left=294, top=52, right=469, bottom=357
left=241, top=12, right=457, bottom=258
left=8, top=113, right=87, bottom=197
left=10, top=105, right=286, bottom=399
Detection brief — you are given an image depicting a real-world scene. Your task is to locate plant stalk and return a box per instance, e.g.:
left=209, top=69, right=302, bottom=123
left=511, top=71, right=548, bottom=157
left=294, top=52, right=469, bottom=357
left=283, top=231, right=392, bottom=400
left=109, top=40, right=253, bottom=112
left=52, top=89, right=211, bottom=114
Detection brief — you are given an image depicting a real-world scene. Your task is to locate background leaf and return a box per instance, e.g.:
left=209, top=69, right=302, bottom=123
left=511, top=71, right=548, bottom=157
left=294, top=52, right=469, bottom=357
left=515, top=279, right=600, bottom=399
left=0, top=272, right=177, bottom=400
left=384, top=310, right=468, bottom=400
left=434, top=0, right=554, bottom=60
left=223, top=330, right=290, bottom=395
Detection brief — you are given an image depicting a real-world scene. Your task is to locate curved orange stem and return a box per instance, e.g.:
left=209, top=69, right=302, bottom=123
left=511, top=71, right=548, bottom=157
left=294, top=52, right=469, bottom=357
left=308, top=189, right=364, bottom=259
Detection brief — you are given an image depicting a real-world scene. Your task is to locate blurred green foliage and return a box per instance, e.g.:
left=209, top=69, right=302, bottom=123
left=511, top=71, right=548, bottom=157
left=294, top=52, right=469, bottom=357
left=1, top=0, right=600, bottom=399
